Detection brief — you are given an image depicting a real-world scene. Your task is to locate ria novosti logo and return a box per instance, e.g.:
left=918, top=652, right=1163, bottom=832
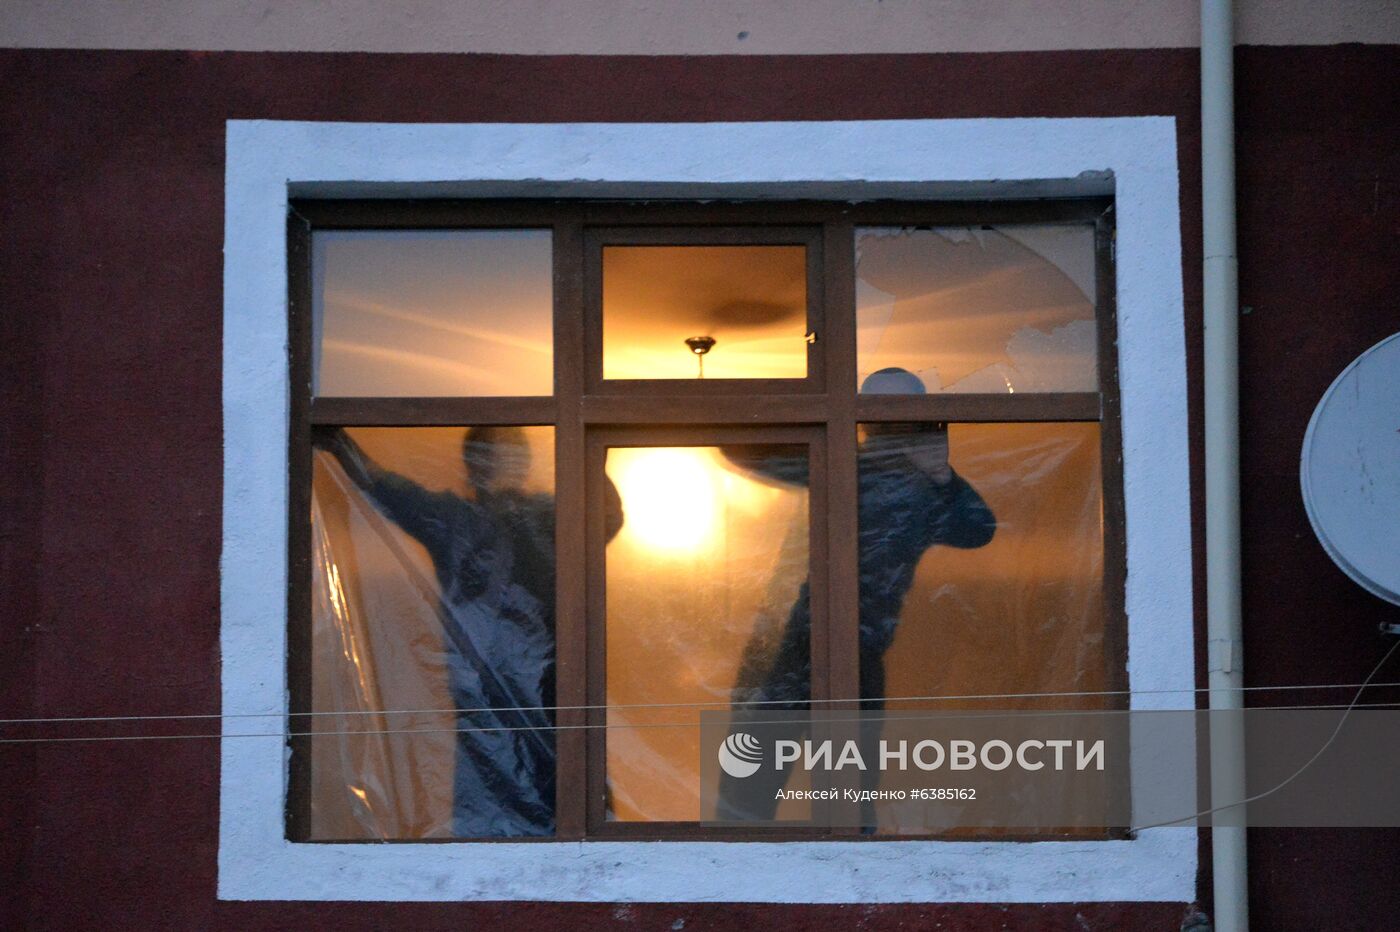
left=718, top=732, right=763, bottom=778
left=716, top=731, right=1106, bottom=778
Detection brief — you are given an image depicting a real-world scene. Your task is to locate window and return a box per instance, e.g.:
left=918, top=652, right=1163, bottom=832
left=287, top=199, right=1124, bottom=842
left=220, top=117, right=1193, bottom=902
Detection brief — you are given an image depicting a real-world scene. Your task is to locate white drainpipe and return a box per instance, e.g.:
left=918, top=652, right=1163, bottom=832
left=1202, top=0, right=1249, bottom=929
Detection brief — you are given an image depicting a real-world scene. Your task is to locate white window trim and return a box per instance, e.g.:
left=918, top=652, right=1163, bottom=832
left=220, top=117, right=1195, bottom=903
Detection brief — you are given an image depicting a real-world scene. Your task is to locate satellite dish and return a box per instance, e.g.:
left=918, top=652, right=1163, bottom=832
left=1300, top=332, right=1400, bottom=606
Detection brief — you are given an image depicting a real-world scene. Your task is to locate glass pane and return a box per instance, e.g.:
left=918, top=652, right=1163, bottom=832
left=313, top=230, right=553, bottom=396
left=307, top=425, right=556, bottom=839
left=602, top=245, right=809, bottom=380
left=604, top=444, right=812, bottom=821
left=854, top=422, right=1107, bottom=834
left=856, top=225, right=1098, bottom=394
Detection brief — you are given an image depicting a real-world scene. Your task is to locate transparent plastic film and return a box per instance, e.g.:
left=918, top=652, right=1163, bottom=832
left=603, top=444, right=814, bottom=822
left=307, top=426, right=556, bottom=839
left=857, top=421, right=1109, bottom=835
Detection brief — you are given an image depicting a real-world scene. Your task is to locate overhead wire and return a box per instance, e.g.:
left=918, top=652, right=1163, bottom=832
left=1128, top=636, right=1400, bottom=832
left=7, top=679, right=1400, bottom=728
left=5, top=698, right=1400, bottom=746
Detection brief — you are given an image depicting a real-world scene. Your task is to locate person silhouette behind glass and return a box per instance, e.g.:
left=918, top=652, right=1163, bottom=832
left=317, top=427, right=623, bottom=837
left=718, top=368, right=997, bottom=820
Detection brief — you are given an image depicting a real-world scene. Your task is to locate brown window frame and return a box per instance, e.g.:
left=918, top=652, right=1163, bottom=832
left=285, top=197, right=1125, bottom=843
left=584, top=225, right=826, bottom=394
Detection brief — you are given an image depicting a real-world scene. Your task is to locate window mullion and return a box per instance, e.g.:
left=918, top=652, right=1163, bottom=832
left=822, top=220, right=860, bottom=707
left=821, top=220, right=862, bottom=832
left=552, top=220, right=589, bottom=839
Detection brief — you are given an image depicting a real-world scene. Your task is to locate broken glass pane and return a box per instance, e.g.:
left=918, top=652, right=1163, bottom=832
left=856, top=225, right=1098, bottom=394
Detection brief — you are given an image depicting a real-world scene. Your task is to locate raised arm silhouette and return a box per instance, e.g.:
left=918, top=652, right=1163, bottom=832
left=717, top=368, right=996, bottom=821
left=318, top=426, right=623, bottom=836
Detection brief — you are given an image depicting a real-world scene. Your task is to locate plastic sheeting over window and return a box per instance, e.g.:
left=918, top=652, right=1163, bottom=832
left=602, top=444, right=813, bottom=822
left=298, top=216, right=1114, bottom=841
left=859, top=422, right=1106, bottom=710
left=305, top=424, right=1108, bottom=836
left=599, top=424, right=1103, bottom=828
left=856, top=225, right=1099, bottom=393
left=595, top=425, right=1104, bottom=826
left=308, top=426, right=557, bottom=839
left=859, top=422, right=1108, bottom=835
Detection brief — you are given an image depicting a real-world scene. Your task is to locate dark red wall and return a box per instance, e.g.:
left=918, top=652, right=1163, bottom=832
left=1234, top=43, right=1400, bottom=932
left=1, top=45, right=1396, bottom=931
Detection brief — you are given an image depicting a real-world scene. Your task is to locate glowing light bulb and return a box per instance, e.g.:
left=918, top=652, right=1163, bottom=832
left=610, top=448, right=719, bottom=554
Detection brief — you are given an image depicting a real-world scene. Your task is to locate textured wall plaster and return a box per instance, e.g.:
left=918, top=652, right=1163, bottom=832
left=4, top=0, right=1400, bottom=53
